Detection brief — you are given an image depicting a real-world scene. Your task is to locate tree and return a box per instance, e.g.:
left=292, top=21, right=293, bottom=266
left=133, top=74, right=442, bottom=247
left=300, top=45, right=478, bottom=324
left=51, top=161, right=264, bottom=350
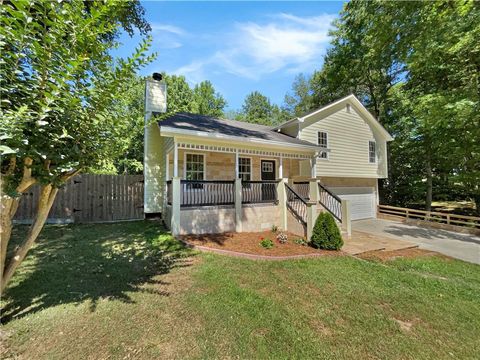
left=306, top=0, right=480, bottom=212
left=283, top=73, right=314, bottom=117
left=0, top=0, right=155, bottom=291
left=192, top=81, right=227, bottom=117
left=241, top=91, right=274, bottom=125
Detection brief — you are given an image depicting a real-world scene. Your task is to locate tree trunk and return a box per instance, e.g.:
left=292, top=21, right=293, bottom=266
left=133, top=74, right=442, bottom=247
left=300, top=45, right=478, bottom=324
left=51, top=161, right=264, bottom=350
left=1, top=184, right=59, bottom=293
left=0, top=195, right=20, bottom=283
left=425, top=157, right=433, bottom=212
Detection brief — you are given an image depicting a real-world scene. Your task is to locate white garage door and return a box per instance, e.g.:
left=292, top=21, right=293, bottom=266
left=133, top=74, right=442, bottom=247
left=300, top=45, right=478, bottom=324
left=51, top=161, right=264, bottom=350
left=330, top=187, right=376, bottom=220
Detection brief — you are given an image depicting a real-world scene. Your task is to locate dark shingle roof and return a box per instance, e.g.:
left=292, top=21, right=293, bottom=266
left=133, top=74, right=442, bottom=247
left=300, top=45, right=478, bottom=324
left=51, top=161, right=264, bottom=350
left=157, top=112, right=317, bottom=148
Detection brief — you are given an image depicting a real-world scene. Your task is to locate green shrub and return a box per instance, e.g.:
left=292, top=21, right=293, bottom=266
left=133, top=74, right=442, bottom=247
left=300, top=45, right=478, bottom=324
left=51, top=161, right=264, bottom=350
left=294, top=238, right=307, bottom=246
left=259, top=238, right=274, bottom=249
left=310, top=212, right=343, bottom=250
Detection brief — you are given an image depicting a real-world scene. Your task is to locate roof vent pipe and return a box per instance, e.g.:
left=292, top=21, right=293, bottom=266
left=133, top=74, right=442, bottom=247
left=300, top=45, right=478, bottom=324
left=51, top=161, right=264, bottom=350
left=152, top=72, right=163, bottom=81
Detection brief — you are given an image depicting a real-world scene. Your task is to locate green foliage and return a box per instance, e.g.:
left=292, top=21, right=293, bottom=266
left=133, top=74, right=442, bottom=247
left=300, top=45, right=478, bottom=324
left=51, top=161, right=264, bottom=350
left=271, top=225, right=278, bottom=233
left=0, top=0, right=154, bottom=190
left=287, top=0, right=480, bottom=213
left=310, top=212, right=343, bottom=250
left=294, top=238, right=307, bottom=246
left=192, top=80, right=227, bottom=117
left=259, top=238, right=274, bottom=249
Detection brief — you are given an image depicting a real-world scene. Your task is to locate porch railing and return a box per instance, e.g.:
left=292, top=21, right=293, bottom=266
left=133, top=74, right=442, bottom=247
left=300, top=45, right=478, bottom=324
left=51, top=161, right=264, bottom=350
left=242, top=180, right=279, bottom=204
left=293, top=181, right=310, bottom=200
left=285, top=183, right=307, bottom=226
left=181, top=180, right=235, bottom=207
left=318, top=182, right=342, bottom=222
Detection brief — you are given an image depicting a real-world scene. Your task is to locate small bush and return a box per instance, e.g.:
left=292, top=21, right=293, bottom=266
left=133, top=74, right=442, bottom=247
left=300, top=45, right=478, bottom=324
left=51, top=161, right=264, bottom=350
left=310, top=212, right=343, bottom=250
left=271, top=224, right=278, bottom=233
left=276, top=232, right=288, bottom=244
left=294, top=238, right=307, bottom=246
left=259, top=238, right=274, bottom=249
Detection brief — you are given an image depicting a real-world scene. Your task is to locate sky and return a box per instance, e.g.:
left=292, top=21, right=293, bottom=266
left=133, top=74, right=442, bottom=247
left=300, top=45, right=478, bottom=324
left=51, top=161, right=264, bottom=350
left=114, top=1, right=345, bottom=110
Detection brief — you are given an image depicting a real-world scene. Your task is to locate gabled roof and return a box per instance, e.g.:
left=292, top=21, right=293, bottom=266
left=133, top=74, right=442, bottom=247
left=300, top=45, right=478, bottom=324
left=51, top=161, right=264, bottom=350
left=272, top=94, right=393, bottom=141
left=157, top=112, right=319, bottom=149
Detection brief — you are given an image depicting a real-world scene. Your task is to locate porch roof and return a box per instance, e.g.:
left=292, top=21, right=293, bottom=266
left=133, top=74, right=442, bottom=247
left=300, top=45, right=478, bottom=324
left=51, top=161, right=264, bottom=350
left=157, top=112, right=319, bottom=150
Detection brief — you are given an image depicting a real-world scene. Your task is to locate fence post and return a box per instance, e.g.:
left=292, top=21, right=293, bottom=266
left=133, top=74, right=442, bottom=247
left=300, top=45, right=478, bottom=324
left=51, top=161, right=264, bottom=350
left=341, top=199, right=351, bottom=237
left=277, top=178, right=288, bottom=231
left=309, top=178, right=319, bottom=202
left=171, top=177, right=181, bottom=236
left=235, top=178, right=242, bottom=232
left=306, top=200, right=318, bottom=241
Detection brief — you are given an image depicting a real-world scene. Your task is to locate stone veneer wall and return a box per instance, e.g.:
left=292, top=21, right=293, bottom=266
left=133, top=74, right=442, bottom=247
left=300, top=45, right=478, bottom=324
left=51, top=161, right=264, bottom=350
left=241, top=204, right=281, bottom=232
left=319, top=177, right=377, bottom=187
left=179, top=206, right=236, bottom=235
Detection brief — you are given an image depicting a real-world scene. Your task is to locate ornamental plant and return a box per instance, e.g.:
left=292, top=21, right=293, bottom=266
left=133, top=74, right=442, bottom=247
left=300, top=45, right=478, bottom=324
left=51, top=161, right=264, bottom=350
left=310, top=212, right=343, bottom=250
left=259, top=238, right=274, bottom=249
left=276, top=232, right=288, bottom=244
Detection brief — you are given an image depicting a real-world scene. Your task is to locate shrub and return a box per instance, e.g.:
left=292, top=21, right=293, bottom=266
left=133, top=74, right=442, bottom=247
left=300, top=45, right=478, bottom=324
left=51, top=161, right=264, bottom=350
left=271, top=224, right=278, bottom=233
left=310, top=212, right=343, bottom=250
left=259, top=238, right=274, bottom=249
left=276, top=232, right=288, bottom=244
left=294, top=238, right=307, bottom=246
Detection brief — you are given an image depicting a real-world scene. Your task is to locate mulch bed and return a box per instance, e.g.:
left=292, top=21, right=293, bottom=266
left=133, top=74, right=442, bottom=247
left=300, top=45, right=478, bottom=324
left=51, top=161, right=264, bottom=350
left=357, top=248, right=447, bottom=262
left=179, top=231, right=341, bottom=258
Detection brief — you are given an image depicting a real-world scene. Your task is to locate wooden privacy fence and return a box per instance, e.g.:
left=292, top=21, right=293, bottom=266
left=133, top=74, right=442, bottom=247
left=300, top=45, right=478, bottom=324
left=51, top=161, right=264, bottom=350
left=14, top=174, right=144, bottom=224
left=378, top=205, right=480, bottom=229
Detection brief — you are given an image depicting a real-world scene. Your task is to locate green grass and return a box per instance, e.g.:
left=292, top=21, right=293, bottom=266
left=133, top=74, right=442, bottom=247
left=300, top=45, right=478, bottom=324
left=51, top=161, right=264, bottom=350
left=1, top=221, right=479, bottom=359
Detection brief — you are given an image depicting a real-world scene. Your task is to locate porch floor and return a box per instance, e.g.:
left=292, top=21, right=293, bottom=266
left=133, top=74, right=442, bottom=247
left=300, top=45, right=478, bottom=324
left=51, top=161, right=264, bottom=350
left=342, top=230, right=417, bottom=255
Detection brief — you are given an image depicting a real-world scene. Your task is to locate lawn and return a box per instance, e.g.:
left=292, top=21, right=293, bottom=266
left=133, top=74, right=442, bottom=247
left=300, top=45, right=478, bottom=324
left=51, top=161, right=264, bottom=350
left=1, top=221, right=479, bottom=359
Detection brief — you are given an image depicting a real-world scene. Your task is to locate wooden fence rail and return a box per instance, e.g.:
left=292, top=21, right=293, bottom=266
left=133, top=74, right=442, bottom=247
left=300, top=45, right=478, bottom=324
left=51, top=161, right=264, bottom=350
left=14, top=174, right=144, bottom=224
left=378, top=205, right=480, bottom=229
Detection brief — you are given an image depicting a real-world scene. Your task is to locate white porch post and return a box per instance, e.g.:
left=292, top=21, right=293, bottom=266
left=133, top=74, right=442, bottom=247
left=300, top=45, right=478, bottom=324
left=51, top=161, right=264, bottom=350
left=306, top=200, right=318, bottom=241
left=235, top=178, right=242, bottom=232
left=309, top=178, right=319, bottom=202
left=310, top=156, right=317, bottom=178
left=173, top=142, right=178, bottom=178
left=278, top=155, right=283, bottom=179
left=341, top=199, right=352, bottom=237
left=235, top=150, right=239, bottom=179
left=277, top=178, right=288, bottom=231
left=171, top=177, right=181, bottom=236
left=165, top=153, right=170, bottom=180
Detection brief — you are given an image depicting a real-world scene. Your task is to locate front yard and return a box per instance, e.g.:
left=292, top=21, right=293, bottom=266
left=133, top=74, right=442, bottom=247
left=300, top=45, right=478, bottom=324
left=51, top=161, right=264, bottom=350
left=1, top=221, right=479, bottom=359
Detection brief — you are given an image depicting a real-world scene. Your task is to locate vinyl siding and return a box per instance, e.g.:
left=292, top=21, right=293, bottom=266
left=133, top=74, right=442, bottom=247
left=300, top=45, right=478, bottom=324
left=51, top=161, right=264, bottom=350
left=299, top=104, right=388, bottom=178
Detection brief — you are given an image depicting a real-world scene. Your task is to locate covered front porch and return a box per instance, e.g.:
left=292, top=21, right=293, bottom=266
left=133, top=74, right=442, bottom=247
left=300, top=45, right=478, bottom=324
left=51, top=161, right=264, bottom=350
left=160, top=139, right=350, bottom=237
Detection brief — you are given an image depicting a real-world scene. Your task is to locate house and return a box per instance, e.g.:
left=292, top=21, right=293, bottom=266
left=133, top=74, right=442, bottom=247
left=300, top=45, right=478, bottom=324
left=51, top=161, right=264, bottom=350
left=143, top=76, right=393, bottom=238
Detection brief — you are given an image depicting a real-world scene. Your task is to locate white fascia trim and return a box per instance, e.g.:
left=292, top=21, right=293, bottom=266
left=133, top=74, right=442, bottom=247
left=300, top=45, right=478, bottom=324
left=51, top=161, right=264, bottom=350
left=159, top=126, right=320, bottom=152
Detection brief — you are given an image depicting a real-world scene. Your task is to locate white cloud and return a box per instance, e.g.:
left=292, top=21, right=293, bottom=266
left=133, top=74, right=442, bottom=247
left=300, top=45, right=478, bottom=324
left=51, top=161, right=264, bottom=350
left=173, top=13, right=336, bottom=81
left=151, top=23, right=187, bottom=49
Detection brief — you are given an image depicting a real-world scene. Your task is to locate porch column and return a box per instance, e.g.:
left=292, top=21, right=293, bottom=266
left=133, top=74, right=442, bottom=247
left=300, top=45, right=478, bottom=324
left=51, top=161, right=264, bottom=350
left=165, top=153, right=170, bottom=180
left=173, top=142, right=178, bottom=177
left=235, top=178, right=242, bottom=232
left=235, top=150, right=239, bottom=179
left=171, top=177, right=181, bottom=236
left=310, top=156, right=317, bottom=178
left=309, top=178, right=319, bottom=202
left=278, top=155, right=283, bottom=179
left=277, top=178, right=288, bottom=231
left=341, top=199, right=352, bottom=237
left=306, top=200, right=319, bottom=241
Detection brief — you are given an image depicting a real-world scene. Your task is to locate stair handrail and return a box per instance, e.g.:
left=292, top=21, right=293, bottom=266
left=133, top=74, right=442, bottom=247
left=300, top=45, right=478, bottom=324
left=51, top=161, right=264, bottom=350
left=285, top=183, right=307, bottom=226
left=317, top=181, right=342, bottom=222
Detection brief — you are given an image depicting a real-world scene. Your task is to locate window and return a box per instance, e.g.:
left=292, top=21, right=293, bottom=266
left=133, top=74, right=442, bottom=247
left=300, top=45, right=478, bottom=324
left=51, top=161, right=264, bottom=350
left=318, top=131, right=328, bottom=159
left=238, top=157, right=251, bottom=182
left=369, top=141, right=376, bottom=163
left=185, top=153, right=205, bottom=180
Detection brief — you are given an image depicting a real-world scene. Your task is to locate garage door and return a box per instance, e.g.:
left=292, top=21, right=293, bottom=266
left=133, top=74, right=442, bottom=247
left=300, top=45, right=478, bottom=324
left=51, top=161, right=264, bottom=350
left=330, top=187, right=376, bottom=220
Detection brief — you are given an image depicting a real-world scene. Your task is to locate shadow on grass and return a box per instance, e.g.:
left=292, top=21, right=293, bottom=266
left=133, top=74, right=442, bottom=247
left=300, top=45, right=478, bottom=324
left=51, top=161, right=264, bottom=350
left=1, top=221, right=193, bottom=324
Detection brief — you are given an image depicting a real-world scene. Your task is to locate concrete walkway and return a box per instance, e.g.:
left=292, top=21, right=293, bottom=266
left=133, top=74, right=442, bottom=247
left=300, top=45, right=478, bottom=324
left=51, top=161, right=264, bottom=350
left=353, top=219, right=480, bottom=265
left=342, top=230, right=416, bottom=255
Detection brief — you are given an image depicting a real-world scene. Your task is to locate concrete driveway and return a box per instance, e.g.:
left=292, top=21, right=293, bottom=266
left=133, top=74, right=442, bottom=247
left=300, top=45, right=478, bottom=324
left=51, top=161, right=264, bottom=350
left=352, top=219, right=480, bottom=264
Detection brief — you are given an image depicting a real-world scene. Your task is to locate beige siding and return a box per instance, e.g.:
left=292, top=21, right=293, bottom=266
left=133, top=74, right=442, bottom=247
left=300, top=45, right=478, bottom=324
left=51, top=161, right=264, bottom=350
left=169, top=150, right=301, bottom=181
left=299, top=105, right=388, bottom=178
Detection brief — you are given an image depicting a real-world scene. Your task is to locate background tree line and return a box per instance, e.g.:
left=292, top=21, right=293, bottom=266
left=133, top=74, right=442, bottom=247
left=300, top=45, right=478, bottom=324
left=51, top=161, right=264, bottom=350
left=98, top=1, right=479, bottom=215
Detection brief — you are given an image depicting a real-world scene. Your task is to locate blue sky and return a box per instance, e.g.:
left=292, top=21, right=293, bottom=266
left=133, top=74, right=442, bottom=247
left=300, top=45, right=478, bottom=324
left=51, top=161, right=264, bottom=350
left=114, top=1, right=345, bottom=110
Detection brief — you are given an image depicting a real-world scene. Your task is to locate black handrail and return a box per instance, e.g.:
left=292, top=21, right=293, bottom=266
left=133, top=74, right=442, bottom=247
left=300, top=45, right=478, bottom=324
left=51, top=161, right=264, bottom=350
left=181, top=180, right=235, bottom=207
left=293, top=181, right=310, bottom=200
left=318, top=182, right=342, bottom=222
left=242, top=180, right=279, bottom=204
left=285, top=183, right=307, bottom=226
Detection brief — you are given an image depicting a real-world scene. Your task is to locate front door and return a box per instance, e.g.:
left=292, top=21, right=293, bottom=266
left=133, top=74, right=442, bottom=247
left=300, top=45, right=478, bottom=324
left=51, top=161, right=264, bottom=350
left=261, top=160, right=275, bottom=180
left=261, top=160, right=276, bottom=202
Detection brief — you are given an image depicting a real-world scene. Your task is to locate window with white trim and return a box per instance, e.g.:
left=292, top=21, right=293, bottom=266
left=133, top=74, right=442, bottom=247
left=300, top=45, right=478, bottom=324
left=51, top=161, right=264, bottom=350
left=238, top=157, right=251, bottom=182
left=185, top=153, right=205, bottom=180
left=369, top=141, right=376, bottom=163
left=318, top=131, right=328, bottom=159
